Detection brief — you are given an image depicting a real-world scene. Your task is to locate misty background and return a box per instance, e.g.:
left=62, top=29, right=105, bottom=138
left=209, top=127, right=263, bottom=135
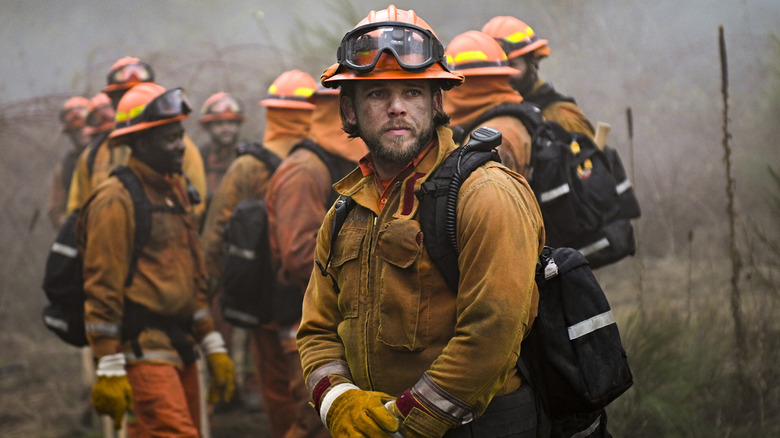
left=1, top=0, right=779, bottom=436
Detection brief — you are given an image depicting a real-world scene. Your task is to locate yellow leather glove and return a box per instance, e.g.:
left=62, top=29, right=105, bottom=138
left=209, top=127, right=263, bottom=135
left=386, top=393, right=453, bottom=438
left=321, top=383, right=400, bottom=437
left=91, top=353, right=132, bottom=430
left=206, top=352, right=236, bottom=404
left=200, top=332, right=235, bottom=404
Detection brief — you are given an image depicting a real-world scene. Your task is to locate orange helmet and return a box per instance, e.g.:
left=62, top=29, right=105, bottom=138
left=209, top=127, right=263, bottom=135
left=59, top=96, right=90, bottom=132
left=481, top=16, right=550, bottom=60
left=102, top=56, right=155, bottom=93
left=321, top=4, right=463, bottom=90
left=200, top=92, right=244, bottom=124
left=84, top=92, right=115, bottom=136
left=110, top=83, right=191, bottom=139
left=260, top=70, right=317, bottom=110
left=445, top=31, right=521, bottom=77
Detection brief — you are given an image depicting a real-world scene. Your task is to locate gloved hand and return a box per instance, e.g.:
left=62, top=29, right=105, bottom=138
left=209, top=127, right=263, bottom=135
left=386, top=391, right=453, bottom=438
left=91, top=353, right=132, bottom=430
left=321, top=383, right=400, bottom=437
left=200, top=331, right=236, bottom=404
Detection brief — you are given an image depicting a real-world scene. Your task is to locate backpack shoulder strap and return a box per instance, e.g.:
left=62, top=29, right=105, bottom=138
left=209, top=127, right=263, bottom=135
left=315, top=195, right=357, bottom=294
left=452, top=101, right=543, bottom=146
left=86, top=132, right=110, bottom=177
left=110, top=166, right=184, bottom=287
left=414, top=127, right=503, bottom=293
left=237, top=141, right=283, bottom=173
left=290, top=139, right=357, bottom=207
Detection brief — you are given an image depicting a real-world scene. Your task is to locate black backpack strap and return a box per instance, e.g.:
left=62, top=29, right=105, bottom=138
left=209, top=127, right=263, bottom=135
left=237, top=140, right=283, bottom=173
left=86, top=131, right=110, bottom=178
left=414, top=127, right=503, bottom=293
left=110, top=166, right=185, bottom=287
left=315, top=195, right=357, bottom=294
left=452, top=101, right=542, bottom=146
left=289, top=139, right=357, bottom=207
left=524, top=82, right=577, bottom=111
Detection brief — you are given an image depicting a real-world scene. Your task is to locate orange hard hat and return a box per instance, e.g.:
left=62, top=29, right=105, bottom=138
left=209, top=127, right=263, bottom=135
left=110, top=83, right=191, bottom=139
left=84, top=92, right=115, bottom=136
left=445, top=30, right=521, bottom=77
left=200, top=92, right=244, bottom=124
left=59, top=96, right=90, bottom=132
left=102, top=56, right=155, bottom=93
left=481, top=16, right=550, bottom=60
left=321, top=4, right=463, bottom=90
left=260, top=70, right=317, bottom=110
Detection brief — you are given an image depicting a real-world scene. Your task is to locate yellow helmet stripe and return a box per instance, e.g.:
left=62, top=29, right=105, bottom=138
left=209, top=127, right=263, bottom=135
left=506, top=26, right=535, bottom=44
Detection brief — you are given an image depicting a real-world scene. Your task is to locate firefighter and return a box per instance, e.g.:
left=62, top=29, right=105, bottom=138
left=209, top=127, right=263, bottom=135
left=198, top=92, right=244, bottom=207
left=297, top=5, right=545, bottom=437
left=48, top=96, right=90, bottom=229
left=443, top=30, right=535, bottom=177
left=80, top=82, right=235, bottom=435
left=482, top=16, right=596, bottom=137
left=66, top=56, right=207, bottom=222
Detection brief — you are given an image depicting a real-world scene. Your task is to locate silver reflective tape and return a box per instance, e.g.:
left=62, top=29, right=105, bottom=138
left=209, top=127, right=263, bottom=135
left=85, top=322, right=120, bottom=337
left=51, top=242, right=79, bottom=258
left=223, top=308, right=259, bottom=326
left=125, top=351, right=182, bottom=365
left=568, top=311, right=616, bottom=340
left=193, top=309, right=210, bottom=321
left=306, top=360, right=353, bottom=395
left=615, top=178, right=632, bottom=195
left=227, top=244, right=256, bottom=260
left=578, top=238, right=610, bottom=256
left=570, top=414, right=601, bottom=438
left=43, top=315, right=68, bottom=332
left=540, top=184, right=571, bottom=203
left=413, top=373, right=475, bottom=425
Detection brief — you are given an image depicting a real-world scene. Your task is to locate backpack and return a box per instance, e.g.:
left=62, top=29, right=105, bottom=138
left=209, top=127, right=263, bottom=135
left=219, top=140, right=355, bottom=328
left=320, top=127, right=633, bottom=438
left=41, top=165, right=184, bottom=347
left=452, top=102, right=641, bottom=269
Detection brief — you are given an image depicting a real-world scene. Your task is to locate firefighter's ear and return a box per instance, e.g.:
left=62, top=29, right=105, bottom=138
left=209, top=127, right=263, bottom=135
left=341, top=95, right=356, bottom=125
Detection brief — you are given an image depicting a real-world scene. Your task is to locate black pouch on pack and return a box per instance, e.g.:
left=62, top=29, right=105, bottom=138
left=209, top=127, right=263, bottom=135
left=219, top=198, right=275, bottom=328
left=41, top=210, right=88, bottom=347
left=520, top=247, right=633, bottom=420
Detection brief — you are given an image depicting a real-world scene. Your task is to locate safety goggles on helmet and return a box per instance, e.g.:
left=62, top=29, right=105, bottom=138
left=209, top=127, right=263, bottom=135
left=59, top=106, right=88, bottom=126
left=337, top=21, right=446, bottom=74
left=204, top=96, right=242, bottom=116
left=106, top=62, right=154, bottom=87
left=115, top=88, right=192, bottom=130
left=86, top=104, right=113, bottom=128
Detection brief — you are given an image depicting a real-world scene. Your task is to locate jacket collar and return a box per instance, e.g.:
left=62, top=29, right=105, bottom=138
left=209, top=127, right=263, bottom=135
left=334, top=125, right=457, bottom=219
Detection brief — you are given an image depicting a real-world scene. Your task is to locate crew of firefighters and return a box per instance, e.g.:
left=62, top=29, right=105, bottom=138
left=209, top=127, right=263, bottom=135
left=48, top=6, right=603, bottom=438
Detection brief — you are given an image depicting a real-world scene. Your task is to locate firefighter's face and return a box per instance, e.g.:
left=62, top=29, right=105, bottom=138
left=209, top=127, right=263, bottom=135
left=135, top=122, right=186, bottom=175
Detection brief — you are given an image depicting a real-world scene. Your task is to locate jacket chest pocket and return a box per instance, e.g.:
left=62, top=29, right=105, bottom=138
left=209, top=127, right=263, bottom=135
left=331, top=227, right=364, bottom=318
left=375, top=219, right=430, bottom=351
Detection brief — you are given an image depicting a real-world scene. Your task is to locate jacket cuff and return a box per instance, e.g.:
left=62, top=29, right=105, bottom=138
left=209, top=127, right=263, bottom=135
left=90, top=337, right=121, bottom=359
left=306, top=360, right=354, bottom=411
left=408, top=373, right=476, bottom=426
left=191, top=308, right=216, bottom=343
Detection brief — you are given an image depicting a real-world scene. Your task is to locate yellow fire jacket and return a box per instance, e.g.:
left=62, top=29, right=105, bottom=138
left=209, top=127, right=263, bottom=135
left=79, top=157, right=214, bottom=366
left=66, top=134, right=207, bottom=218
left=297, top=126, right=545, bottom=421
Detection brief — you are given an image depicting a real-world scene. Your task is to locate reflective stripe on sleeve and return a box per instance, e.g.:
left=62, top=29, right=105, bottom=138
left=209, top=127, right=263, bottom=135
left=85, top=322, right=120, bottom=337
left=412, top=373, right=476, bottom=426
left=306, top=360, right=353, bottom=394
